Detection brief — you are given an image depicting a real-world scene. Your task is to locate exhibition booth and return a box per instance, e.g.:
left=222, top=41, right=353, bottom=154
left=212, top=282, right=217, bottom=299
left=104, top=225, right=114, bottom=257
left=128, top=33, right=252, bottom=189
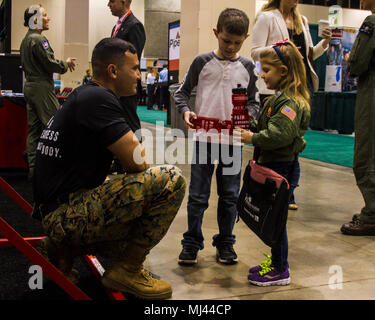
left=308, top=18, right=358, bottom=134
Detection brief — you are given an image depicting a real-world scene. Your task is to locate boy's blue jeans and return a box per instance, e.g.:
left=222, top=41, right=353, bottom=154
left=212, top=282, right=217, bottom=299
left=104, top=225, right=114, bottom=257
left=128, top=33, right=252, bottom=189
left=262, top=160, right=298, bottom=272
left=181, top=141, right=242, bottom=250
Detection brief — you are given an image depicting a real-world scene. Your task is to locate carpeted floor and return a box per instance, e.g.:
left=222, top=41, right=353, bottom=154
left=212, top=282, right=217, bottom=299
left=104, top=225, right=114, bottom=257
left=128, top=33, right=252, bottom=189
left=301, top=130, right=354, bottom=168
left=137, top=105, right=168, bottom=126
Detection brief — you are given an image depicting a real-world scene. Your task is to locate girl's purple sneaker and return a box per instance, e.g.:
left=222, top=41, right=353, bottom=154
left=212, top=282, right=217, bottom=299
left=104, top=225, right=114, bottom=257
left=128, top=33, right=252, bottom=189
left=248, top=253, right=272, bottom=274
left=248, top=265, right=291, bottom=286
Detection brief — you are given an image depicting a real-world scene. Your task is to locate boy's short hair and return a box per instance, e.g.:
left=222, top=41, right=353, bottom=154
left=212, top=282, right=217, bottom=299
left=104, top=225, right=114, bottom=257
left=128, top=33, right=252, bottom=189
left=216, top=8, right=249, bottom=36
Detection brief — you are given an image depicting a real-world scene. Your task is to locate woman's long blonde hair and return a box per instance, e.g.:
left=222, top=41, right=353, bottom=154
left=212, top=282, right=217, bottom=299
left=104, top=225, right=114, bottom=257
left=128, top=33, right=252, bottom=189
left=260, top=41, right=310, bottom=110
left=256, top=0, right=303, bottom=35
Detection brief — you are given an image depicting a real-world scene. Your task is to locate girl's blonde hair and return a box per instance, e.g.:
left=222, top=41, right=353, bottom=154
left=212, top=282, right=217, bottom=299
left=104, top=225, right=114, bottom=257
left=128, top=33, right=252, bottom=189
left=256, top=0, right=303, bottom=35
left=260, top=40, right=310, bottom=110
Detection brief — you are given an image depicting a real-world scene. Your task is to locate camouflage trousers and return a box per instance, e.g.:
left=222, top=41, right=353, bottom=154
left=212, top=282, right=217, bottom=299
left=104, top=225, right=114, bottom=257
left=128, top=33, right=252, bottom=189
left=42, top=165, right=186, bottom=264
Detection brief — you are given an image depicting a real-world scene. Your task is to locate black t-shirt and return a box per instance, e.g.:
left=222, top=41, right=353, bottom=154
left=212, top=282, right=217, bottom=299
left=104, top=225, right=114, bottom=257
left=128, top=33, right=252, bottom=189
left=33, top=82, right=131, bottom=205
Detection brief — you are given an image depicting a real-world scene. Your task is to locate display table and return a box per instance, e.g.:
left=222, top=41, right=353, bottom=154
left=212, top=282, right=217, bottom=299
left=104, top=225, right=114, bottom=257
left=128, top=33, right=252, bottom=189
left=0, top=96, right=28, bottom=169
left=310, top=91, right=356, bottom=134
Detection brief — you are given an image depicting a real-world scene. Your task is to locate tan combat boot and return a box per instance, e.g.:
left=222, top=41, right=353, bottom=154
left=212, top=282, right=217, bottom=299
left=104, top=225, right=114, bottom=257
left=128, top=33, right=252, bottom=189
left=37, top=237, right=80, bottom=284
left=101, top=263, right=172, bottom=300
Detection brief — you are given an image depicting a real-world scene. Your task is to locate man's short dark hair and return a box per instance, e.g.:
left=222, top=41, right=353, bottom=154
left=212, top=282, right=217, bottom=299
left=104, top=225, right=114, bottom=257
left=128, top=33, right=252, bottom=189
left=91, top=38, right=137, bottom=77
left=216, top=8, right=249, bottom=36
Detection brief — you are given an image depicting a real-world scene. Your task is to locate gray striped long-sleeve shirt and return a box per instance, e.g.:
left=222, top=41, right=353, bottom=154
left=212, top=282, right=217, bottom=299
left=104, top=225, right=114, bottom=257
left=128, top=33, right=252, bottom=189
left=174, top=51, right=259, bottom=121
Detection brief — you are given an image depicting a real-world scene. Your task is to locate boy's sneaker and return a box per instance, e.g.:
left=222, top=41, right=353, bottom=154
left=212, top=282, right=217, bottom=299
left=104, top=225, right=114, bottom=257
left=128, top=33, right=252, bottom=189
left=216, top=244, right=238, bottom=264
left=248, top=253, right=272, bottom=274
left=248, top=265, right=290, bottom=286
left=178, top=247, right=198, bottom=265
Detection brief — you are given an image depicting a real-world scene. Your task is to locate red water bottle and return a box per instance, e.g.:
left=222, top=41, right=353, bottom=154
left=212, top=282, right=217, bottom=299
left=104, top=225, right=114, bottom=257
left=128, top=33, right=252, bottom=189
left=231, top=84, right=249, bottom=130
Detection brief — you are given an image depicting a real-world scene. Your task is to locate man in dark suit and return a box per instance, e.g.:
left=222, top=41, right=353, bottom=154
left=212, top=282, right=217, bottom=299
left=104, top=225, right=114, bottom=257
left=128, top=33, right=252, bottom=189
left=108, top=0, right=146, bottom=140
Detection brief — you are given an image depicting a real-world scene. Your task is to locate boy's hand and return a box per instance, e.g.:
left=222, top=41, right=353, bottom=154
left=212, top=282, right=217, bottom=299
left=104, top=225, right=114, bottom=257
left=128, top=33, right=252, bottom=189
left=234, top=127, right=254, bottom=144
left=183, top=111, right=197, bottom=129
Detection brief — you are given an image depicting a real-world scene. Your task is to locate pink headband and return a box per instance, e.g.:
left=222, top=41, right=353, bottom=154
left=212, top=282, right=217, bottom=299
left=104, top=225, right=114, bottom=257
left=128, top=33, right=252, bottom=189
left=272, top=39, right=290, bottom=65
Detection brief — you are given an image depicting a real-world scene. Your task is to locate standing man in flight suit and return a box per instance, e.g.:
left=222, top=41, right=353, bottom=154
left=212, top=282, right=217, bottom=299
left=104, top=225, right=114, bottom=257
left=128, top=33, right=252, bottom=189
left=20, top=4, right=76, bottom=180
left=108, top=0, right=146, bottom=140
left=341, top=0, right=375, bottom=235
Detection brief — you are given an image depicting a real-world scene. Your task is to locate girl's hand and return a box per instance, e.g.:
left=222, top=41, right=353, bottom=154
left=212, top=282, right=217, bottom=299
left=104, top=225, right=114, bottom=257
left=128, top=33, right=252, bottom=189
left=234, top=127, right=254, bottom=144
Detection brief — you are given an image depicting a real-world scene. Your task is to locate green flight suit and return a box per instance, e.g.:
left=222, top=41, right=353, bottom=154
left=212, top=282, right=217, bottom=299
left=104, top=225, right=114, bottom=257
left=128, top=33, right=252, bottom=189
left=20, top=29, right=68, bottom=170
left=251, top=92, right=311, bottom=164
left=348, top=13, right=375, bottom=223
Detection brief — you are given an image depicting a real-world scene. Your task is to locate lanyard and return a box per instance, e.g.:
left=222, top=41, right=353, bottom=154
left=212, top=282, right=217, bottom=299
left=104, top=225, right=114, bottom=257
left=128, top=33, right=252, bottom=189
left=112, top=10, right=132, bottom=38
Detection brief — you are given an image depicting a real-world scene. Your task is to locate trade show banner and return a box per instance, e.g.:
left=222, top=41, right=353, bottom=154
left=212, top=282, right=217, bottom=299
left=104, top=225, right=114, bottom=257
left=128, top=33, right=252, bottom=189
left=325, top=5, right=358, bottom=92
left=168, top=20, right=180, bottom=85
left=325, top=65, right=342, bottom=92
left=325, top=27, right=342, bottom=92
left=341, top=27, right=359, bottom=92
left=325, top=27, right=358, bottom=92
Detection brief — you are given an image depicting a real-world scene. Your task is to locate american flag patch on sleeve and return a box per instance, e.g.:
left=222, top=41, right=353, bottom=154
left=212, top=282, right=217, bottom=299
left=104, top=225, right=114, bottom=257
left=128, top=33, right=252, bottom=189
left=281, top=106, right=296, bottom=121
left=42, top=40, right=49, bottom=50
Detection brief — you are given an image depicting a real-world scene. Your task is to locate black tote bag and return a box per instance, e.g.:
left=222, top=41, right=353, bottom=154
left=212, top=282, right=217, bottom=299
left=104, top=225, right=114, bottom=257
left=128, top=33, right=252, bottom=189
left=237, top=159, right=290, bottom=247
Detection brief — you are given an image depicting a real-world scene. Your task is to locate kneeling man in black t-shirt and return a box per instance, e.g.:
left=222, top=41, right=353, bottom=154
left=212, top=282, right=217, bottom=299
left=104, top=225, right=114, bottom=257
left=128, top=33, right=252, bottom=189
left=32, top=38, right=186, bottom=300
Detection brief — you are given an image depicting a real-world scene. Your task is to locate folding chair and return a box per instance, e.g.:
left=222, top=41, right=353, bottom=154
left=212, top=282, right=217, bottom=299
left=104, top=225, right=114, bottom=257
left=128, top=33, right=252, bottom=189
left=0, top=176, right=126, bottom=300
